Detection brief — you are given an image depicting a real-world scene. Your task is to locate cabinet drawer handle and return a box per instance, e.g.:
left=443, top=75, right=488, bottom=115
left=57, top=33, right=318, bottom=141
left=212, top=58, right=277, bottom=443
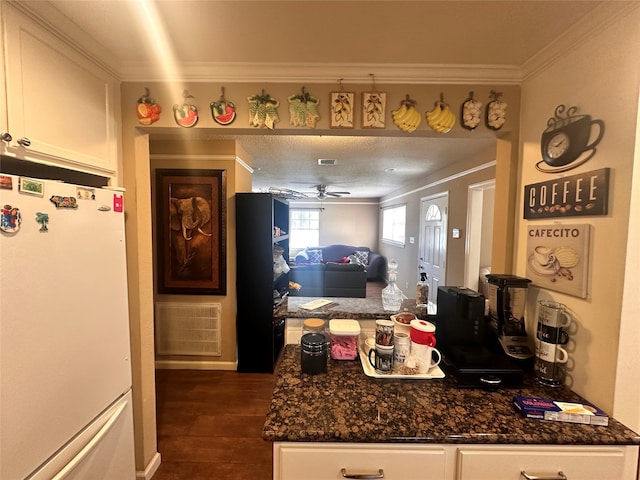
left=341, top=468, right=384, bottom=479
left=520, top=471, right=567, bottom=480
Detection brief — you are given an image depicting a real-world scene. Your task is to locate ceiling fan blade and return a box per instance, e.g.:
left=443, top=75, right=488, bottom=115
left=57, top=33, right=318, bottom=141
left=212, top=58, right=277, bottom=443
left=326, top=192, right=342, bottom=197
left=330, top=191, right=351, bottom=195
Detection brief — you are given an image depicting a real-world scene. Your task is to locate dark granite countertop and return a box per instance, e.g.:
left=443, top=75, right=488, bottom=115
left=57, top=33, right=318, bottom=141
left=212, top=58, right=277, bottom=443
left=277, top=297, right=430, bottom=320
left=263, top=344, right=640, bottom=445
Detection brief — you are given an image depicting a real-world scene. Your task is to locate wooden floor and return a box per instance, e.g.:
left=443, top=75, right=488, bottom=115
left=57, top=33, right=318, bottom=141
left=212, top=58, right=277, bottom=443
left=152, top=282, right=385, bottom=479
left=152, top=369, right=276, bottom=480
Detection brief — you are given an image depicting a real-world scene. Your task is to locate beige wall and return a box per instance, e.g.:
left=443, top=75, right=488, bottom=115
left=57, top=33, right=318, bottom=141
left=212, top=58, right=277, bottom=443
left=289, top=198, right=380, bottom=254
left=149, top=140, right=249, bottom=369
left=516, top=5, right=640, bottom=415
left=378, top=145, right=499, bottom=292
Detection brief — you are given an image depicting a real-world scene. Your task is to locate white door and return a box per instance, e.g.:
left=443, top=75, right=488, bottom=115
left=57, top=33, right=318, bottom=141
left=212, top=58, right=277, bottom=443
left=418, top=194, right=448, bottom=305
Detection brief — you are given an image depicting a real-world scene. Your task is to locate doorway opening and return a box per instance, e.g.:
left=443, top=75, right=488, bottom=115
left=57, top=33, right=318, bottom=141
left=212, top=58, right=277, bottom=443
left=464, top=180, right=495, bottom=294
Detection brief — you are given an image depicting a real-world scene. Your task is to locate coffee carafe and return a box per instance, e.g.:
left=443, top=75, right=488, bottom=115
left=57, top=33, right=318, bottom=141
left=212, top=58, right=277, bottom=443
left=486, top=274, right=533, bottom=361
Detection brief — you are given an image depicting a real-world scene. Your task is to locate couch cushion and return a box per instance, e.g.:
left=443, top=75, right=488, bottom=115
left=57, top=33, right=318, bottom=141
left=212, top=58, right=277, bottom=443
left=352, top=250, right=369, bottom=265
left=325, top=262, right=365, bottom=272
left=320, top=244, right=360, bottom=262
left=307, top=248, right=323, bottom=263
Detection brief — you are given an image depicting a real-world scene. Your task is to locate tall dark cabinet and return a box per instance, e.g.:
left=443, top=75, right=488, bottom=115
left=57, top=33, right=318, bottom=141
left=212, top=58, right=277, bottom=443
left=235, top=193, right=289, bottom=373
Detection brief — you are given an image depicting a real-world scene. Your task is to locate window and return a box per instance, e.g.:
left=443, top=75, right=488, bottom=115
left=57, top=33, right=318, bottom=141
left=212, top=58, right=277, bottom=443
left=382, top=204, right=406, bottom=245
left=290, top=209, right=320, bottom=248
left=425, top=204, right=442, bottom=221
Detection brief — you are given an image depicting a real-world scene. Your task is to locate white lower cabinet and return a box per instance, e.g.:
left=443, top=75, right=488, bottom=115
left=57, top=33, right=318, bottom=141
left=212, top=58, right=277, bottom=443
left=273, top=443, right=639, bottom=480
left=274, top=443, right=449, bottom=480
left=456, top=445, right=639, bottom=480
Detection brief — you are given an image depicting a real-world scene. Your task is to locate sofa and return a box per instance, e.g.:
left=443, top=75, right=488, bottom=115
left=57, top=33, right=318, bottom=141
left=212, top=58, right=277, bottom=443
left=289, top=262, right=366, bottom=298
left=294, top=244, right=386, bottom=281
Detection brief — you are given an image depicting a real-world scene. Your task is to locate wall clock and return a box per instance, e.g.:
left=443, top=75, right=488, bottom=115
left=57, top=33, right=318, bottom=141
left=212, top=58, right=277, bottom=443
left=536, top=105, right=604, bottom=173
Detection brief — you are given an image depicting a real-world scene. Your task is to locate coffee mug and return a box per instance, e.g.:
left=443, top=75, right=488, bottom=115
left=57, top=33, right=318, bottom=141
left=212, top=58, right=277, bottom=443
left=392, top=332, right=411, bottom=371
left=409, top=341, right=442, bottom=374
left=409, top=319, right=436, bottom=347
left=535, top=338, right=569, bottom=364
left=537, top=300, right=572, bottom=344
left=534, top=356, right=567, bottom=387
left=534, top=338, right=569, bottom=386
left=363, top=336, right=376, bottom=353
left=368, top=344, right=394, bottom=374
left=375, top=319, right=395, bottom=346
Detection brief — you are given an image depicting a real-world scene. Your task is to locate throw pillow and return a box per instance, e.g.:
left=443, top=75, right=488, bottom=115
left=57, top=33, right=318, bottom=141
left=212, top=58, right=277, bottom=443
left=353, top=250, right=369, bottom=265
left=339, top=256, right=350, bottom=263
left=307, top=248, right=323, bottom=264
left=347, top=254, right=361, bottom=265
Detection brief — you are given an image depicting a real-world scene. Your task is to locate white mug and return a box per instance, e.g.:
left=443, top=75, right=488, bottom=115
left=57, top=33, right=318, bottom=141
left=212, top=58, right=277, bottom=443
left=393, top=332, right=411, bottom=371
left=363, top=336, right=376, bottom=353
left=409, top=341, right=441, bottom=374
left=535, top=338, right=569, bottom=364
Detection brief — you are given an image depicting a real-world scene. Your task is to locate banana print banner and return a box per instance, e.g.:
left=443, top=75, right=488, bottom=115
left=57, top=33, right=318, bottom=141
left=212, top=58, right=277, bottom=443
left=526, top=224, right=590, bottom=298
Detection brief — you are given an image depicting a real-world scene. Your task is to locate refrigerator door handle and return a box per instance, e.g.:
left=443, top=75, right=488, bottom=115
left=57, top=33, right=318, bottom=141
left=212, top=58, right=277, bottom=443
left=50, top=401, right=129, bottom=480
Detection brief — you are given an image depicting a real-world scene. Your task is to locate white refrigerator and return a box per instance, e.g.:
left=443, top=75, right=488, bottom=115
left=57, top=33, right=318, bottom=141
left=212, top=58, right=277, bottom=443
left=0, top=173, right=136, bottom=479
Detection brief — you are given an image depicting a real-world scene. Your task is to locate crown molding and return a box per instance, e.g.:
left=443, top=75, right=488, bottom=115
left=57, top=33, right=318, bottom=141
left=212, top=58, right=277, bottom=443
left=118, top=61, right=523, bottom=85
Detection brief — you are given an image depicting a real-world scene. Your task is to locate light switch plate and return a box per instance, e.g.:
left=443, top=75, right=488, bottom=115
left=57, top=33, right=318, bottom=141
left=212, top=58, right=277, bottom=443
left=452, top=228, right=460, bottom=238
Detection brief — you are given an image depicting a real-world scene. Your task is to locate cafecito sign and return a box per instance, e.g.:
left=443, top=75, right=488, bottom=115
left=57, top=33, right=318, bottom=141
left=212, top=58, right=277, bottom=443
left=523, top=168, right=609, bottom=219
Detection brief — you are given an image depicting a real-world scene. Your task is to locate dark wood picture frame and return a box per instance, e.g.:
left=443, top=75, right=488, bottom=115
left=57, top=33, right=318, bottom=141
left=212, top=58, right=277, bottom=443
left=156, top=169, right=226, bottom=295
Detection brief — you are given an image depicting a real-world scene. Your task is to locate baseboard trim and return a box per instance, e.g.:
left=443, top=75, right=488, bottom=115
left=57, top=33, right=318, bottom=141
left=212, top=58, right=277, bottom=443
left=136, top=452, right=161, bottom=480
left=155, top=359, right=237, bottom=370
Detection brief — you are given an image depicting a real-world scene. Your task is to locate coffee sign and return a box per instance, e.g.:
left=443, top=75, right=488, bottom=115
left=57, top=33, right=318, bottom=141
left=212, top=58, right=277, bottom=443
left=523, top=168, right=609, bottom=219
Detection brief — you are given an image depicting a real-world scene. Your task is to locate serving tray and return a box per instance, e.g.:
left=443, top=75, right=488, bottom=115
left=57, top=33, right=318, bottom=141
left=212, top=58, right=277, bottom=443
left=358, top=348, right=445, bottom=379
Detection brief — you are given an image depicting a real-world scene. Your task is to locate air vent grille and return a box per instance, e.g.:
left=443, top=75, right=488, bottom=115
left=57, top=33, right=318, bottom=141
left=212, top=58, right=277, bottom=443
left=317, top=158, right=338, bottom=166
left=155, top=302, right=221, bottom=356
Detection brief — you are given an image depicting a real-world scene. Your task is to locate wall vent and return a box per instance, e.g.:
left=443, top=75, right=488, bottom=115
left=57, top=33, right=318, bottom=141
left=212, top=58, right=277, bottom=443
left=155, top=302, right=221, bottom=356
left=317, top=158, right=338, bottom=166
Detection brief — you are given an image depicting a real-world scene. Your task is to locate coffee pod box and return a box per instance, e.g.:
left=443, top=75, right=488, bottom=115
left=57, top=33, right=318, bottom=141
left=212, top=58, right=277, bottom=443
left=513, top=395, right=609, bottom=426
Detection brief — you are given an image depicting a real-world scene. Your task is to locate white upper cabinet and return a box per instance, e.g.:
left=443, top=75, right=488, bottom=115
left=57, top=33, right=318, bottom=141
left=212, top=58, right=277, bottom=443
left=1, top=3, right=120, bottom=176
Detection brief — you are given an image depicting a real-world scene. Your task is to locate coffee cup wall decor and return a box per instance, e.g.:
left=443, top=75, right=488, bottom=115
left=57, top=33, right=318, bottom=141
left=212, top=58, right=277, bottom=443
left=536, top=105, right=604, bottom=174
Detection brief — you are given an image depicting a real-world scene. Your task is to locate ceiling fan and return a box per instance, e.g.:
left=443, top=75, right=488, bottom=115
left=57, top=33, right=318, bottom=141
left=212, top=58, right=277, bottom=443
left=310, top=184, right=351, bottom=199
left=267, top=184, right=351, bottom=200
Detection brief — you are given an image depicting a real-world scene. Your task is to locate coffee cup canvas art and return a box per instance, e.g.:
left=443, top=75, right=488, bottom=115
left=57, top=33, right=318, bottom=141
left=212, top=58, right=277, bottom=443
left=526, top=224, right=590, bottom=298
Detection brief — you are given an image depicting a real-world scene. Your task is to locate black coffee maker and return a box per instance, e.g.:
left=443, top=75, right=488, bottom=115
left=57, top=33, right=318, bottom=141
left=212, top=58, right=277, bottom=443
left=435, top=286, right=524, bottom=388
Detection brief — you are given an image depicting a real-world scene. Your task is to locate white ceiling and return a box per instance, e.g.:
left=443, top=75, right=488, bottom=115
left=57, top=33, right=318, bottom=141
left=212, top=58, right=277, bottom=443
left=16, top=0, right=616, bottom=198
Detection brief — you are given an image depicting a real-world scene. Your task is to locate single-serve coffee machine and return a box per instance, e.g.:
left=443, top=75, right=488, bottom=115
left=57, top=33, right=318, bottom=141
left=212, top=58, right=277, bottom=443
left=485, top=274, right=534, bottom=362
left=436, top=286, right=524, bottom=388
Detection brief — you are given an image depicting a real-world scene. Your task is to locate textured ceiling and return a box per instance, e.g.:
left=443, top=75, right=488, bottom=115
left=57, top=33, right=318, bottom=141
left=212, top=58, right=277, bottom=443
left=17, top=1, right=613, bottom=198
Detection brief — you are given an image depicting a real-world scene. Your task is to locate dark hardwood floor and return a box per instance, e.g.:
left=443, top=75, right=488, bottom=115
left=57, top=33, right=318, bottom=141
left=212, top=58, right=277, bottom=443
left=152, top=281, right=385, bottom=479
left=153, top=369, right=276, bottom=480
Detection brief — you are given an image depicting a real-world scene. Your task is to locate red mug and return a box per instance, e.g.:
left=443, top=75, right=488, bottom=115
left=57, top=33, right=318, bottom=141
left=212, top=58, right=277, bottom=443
left=409, top=319, right=436, bottom=347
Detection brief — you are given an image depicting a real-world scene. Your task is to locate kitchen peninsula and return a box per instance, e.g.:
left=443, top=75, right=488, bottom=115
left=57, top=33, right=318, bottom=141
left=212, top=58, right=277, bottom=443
left=263, top=345, right=640, bottom=480
left=278, top=295, right=426, bottom=320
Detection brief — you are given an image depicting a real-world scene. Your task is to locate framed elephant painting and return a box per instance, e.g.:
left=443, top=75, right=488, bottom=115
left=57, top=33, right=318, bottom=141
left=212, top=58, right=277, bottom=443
left=156, top=169, right=227, bottom=295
